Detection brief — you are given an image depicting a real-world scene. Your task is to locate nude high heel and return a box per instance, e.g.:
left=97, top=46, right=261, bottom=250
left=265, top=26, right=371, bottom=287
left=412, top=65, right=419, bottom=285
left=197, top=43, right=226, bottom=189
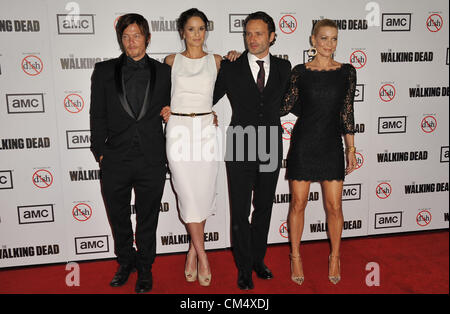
left=184, top=253, right=197, bottom=282
left=198, top=271, right=212, bottom=286
left=198, top=261, right=211, bottom=286
left=290, top=254, right=304, bottom=285
left=328, top=255, right=341, bottom=285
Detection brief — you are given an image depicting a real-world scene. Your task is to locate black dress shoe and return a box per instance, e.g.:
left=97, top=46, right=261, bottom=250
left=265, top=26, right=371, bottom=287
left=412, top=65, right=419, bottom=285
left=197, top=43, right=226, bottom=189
left=237, top=271, right=254, bottom=290
left=135, top=270, right=153, bottom=293
left=110, top=264, right=136, bottom=287
left=253, top=264, right=273, bottom=280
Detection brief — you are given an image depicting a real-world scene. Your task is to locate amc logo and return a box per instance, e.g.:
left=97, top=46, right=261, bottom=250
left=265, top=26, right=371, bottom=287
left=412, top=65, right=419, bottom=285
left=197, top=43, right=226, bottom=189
left=18, top=204, right=55, bottom=224
left=57, top=14, right=95, bottom=34
left=342, top=184, right=361, bottom=201
left=375, top=212, right=403, bottom=229
left=378, top=116, right=407, bottom=134
left=382, top=13, right=412, bottom=31
left=6, top=93, right=45, bottom=114
left=355, top=84, right=365, bottom=102
left=75, top=235, right=109, bottom=255
left=66, top=130, right=90, bottom=149
left=0, top=170, right=13, bottom=189
left=229, top=14, right=248, bottom=33
left=441, top=146, right=449, bottom=163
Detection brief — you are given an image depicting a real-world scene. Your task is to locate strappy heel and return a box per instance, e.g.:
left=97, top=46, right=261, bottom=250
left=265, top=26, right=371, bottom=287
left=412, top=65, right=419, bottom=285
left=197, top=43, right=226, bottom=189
left=290, top=254, right=304, bottom=285
left=328, top=255, right=341, bottom=285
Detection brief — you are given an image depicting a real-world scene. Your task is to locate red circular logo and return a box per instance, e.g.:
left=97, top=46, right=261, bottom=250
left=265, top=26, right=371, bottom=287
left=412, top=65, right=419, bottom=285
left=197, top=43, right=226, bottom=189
left=279, top=221, right=289, bottom=238
left=32, top=169, right=53, bottom=189
left=282, top=121, right=294, bottom=140
left=421, top=116, right=437, bottom=133
left=350, top=50, right=367, bottom=69
left=279, top=15, right=298, bottom=34
left=22, top=55, right=43, bottom=76
left=416, top=210, right=432, bottom=227
left=379, top=84, right=396, bottom=102
left=426, top=14, right=443, bottom=32
left=64, top=94, right=85, bottom=113
left=355, top=152, right=364, bottom=170
left=376, top=182, right=392, bottom=199
left=72, top=203, right=93, bottom=222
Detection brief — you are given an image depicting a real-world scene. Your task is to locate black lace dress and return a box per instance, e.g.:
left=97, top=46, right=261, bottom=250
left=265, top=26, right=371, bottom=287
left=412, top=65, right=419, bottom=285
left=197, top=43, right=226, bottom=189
left=281, top=63, right=356, bottom=181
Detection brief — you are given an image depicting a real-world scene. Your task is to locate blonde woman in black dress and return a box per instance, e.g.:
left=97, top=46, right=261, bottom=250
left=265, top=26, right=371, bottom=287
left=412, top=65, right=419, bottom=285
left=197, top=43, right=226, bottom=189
left=281, top=19, right=357, bottom=285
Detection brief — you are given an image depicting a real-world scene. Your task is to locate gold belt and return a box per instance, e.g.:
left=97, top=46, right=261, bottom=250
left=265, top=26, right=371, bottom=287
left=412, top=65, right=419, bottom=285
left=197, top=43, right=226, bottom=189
left=171, top=112, right=213, bottom=117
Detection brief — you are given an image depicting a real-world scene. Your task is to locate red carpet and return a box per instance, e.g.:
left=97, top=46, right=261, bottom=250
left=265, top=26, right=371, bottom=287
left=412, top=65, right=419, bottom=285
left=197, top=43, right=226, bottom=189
left=0, top=230, right=448, bottom=294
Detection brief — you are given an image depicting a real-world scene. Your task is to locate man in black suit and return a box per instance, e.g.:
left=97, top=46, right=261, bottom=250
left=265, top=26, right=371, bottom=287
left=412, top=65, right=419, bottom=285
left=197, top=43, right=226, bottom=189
left=213, top=12, right=291, bottom=290
left=89, top=14, right=170, bottom=293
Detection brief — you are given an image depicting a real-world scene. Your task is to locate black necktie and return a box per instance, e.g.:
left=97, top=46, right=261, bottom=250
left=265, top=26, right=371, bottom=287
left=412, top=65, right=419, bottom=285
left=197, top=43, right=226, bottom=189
left=256, top=60, right=265, bottom=93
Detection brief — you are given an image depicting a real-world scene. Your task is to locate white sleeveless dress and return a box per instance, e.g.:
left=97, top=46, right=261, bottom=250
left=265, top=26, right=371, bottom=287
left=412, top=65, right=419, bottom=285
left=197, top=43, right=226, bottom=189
left=166, top=53, right=219, bottom=223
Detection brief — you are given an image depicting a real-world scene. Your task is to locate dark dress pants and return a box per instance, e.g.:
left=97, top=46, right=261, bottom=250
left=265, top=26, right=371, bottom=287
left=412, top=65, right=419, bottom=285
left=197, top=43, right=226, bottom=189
left=226, top=161, right=280, bottom=274
left=101, top=146, right=166, bottom=270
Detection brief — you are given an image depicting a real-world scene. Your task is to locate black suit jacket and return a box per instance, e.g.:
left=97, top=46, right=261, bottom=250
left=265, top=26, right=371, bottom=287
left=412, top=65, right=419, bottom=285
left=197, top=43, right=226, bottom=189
left=213, top=51, right=291, bottom=166
left=89, top=53, right=171, bottom=164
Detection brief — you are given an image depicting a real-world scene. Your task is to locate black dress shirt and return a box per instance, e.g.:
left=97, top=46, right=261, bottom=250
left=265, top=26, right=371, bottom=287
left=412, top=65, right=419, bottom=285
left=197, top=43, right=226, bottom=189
left=122, top=55, right=150, bottom=118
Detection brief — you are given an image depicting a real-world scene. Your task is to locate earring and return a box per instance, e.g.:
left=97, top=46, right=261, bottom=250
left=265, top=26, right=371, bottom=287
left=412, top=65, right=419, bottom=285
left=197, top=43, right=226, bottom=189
left=308, top=47, right=317, bottom=57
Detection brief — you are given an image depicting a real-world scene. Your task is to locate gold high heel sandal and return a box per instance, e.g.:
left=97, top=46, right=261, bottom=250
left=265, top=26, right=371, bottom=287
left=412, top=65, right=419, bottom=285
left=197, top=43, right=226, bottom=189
left=184, top=253, right=197, bottom=282
left=328, top=255, right=341, bottom=285
left=290, top=254, right=304, bottom=286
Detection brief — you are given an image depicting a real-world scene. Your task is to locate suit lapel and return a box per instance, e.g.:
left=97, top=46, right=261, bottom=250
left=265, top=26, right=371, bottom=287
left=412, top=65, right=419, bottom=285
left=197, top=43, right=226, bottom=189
left=114, top=53, right=135, bottom=119
left=263, top=54, right=277, bottom=97
left=241, top=51, right=261, bottom=97
left=137, top=55, right=156, bottom=121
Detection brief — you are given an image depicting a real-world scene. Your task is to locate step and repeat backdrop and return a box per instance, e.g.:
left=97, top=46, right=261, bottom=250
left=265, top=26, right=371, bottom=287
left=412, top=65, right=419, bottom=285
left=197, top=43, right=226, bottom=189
left=0, top=0, right=448, bottom=268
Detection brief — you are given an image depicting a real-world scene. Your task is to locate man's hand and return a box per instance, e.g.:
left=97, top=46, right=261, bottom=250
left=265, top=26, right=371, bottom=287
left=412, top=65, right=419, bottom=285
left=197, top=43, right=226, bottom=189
left=160, top=106, right=171, bottom=123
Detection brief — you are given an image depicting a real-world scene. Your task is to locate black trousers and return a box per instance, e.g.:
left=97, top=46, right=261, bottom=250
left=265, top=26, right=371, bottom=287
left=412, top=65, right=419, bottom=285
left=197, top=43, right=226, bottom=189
left=101, top=146, right=166, bottom=270
left=226, top=161, right=280, bottom=274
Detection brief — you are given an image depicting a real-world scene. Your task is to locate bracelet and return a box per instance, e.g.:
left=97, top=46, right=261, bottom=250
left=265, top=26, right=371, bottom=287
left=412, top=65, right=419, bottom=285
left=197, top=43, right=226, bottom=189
left=345, top=146, right=356, bottom=153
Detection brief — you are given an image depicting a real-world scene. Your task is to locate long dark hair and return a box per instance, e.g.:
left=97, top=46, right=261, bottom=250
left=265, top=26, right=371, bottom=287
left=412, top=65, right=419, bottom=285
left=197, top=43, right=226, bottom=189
left=115, top=13, right=151, bottom=53
left=176, top=8, right=209, bottom=39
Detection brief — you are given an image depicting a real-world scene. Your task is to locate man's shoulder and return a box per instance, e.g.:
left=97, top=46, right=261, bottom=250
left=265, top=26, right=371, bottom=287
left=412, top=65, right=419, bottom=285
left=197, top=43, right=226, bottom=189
left=219, top=53, right=246, bottom=72
left=92, top=57, right=120, bottom=77
left=148, top=56, right=171, bottom=73
left=95, top=57, right=119, bottom=68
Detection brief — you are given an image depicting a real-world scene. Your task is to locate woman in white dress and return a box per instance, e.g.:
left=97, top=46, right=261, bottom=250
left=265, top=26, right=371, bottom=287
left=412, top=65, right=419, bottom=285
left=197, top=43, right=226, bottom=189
left=161, top=8, right=223, bottom=287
